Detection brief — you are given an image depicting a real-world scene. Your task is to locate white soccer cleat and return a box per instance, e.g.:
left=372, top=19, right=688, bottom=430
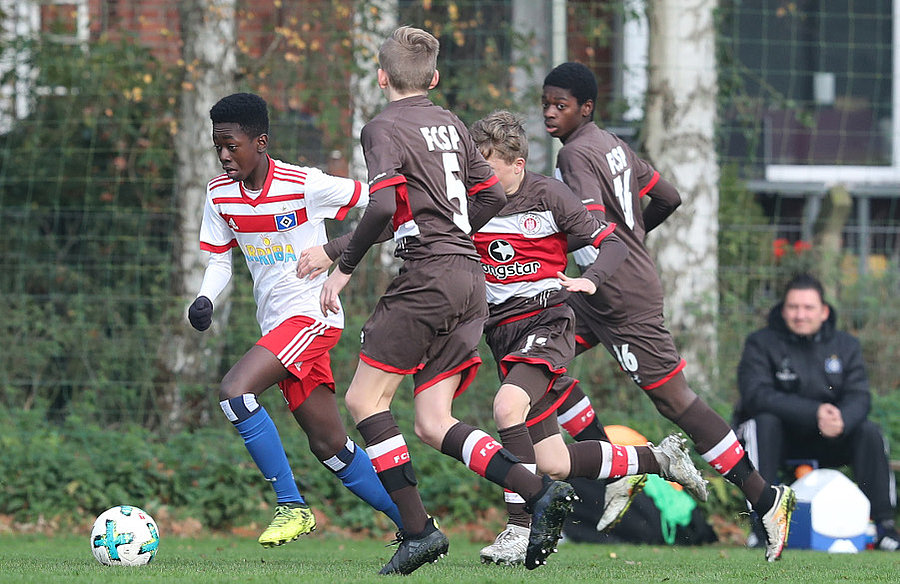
left=596, top=474, right=647, bottom=532
left=649, top=434, right=709, bottom=502
left=480, top=523, right=529, bottom=565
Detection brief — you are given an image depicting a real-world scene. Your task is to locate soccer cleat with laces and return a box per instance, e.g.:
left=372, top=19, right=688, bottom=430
left=761, top=484, right=796, bottom=562
left=258, top=503, right=316, bottom=548
left=379, top=517, right=449, bottom=575
left=649, top=434, right=709, bottom=502
left=596, top=474, right=648, bottom=532
left=524, top=479, right=576, bottom=570
left=480, top=524, right=529, bottom=565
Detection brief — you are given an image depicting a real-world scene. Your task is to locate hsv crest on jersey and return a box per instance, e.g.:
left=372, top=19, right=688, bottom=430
left=275, top=211, right=298, bottom=231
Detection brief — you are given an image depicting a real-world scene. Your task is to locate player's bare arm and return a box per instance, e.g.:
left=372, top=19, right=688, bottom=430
left=298, top=245, right=333, bottom=279
left=320, top=269, right=351, bottom=316
left=557, top=271, right=596, bottom=295
left=300, top=215, right=396, bottom=281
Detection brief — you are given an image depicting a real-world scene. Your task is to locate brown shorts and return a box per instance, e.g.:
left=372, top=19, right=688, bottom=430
left=485, top=303, right=576, bottom=427
left=485, top=303, right=576, bottom=378
left=570, top=303, right=685, bottom=390
left=359, top=254, right=487, bottom=397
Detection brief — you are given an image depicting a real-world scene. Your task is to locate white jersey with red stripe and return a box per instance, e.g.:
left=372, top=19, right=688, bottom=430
left=473, top=171, right=613, bottom=307
left=475, top=210, right=567, bottom=306
left=199, top=156, right=367, bottom=334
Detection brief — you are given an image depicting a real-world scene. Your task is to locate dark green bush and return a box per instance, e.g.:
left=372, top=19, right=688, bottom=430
left=0, top=400, right=499, bottom=534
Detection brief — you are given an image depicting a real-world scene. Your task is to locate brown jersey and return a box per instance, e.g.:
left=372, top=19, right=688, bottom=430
left=338, top=95, right=504, bottom=273
left=556, top=122, right=668, bottom=325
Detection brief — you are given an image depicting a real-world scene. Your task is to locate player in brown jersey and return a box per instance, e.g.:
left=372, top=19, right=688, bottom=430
left=314, top=28, right=576, bottom=574
left=471, top=110, right=708, bottom=565
left=540, top=61, right=796, bottom=562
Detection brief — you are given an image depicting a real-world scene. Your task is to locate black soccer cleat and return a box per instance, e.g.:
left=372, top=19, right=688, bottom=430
left=524, top=478, right=576, bottom=570
left=378, top=517, right=449, bottom=575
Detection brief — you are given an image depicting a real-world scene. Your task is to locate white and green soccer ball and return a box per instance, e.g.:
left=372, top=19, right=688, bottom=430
left=90, top=505, right=160, bottom=566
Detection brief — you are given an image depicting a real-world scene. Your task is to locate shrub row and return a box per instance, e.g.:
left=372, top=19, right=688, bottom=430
left=4, top=390, right=896, bottom=536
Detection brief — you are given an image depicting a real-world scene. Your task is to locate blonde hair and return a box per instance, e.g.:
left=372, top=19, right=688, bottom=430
left=378, top=26, right=439, bottom=92
left=470, top=110, right=529, bottom=163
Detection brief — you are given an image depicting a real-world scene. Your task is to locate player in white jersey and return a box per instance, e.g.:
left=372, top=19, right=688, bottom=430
left=200, top=151, right=360, bottom=334
left=187, top=93, right=401, bottom=548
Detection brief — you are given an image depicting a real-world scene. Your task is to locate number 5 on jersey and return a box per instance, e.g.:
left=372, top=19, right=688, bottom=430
left=442, top=152, right=471, bottom=233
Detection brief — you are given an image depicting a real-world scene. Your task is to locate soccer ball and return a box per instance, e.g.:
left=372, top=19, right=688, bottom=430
left=90, top=505, right=160, bottom=566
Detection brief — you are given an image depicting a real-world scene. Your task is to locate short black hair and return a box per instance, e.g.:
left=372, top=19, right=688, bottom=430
left=209, top=93, right=269, bottom=138
left=543, top=62, right=598, bottom=106
left=783, top=272, right=826, bottom=303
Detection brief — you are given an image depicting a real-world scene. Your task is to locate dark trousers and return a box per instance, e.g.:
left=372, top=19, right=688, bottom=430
left=738, top=414, right=897, bottom=523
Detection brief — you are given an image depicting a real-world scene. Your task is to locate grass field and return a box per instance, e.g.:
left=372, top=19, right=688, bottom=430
left=0, top=532, right=895, bottom=584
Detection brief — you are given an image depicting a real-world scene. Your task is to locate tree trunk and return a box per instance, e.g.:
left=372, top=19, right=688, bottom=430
left=643, top=0, right=719, bottom=392
left=352, top=1, right=398, bottom=280
left=157, top=0, right=237, bottom=431
left=512, top=0, right=554, bottom=174
left=813, top=184, right=852, bottom=300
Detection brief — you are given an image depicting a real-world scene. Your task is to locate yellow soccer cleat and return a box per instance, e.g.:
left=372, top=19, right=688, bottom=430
left=258, top=503, right=316, bottom=548
left=761, top=485, right=796, bottom=562
left=596, top=474, right=648, bottom=532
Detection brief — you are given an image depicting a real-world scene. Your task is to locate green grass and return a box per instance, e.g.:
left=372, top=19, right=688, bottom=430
left=0, top=533, right=895, bottom=584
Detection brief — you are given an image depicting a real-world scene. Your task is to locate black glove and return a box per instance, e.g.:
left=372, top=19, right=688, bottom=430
left=188, top=296, right=213, bottom=331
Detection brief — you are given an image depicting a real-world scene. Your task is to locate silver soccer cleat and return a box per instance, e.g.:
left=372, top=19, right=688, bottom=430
left=649, top=434, right=708, bottom=502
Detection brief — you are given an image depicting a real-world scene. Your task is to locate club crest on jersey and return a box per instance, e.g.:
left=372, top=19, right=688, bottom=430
left=824, top=355, right=843, bottom=374
left=275, top=211, right=298, bottom=231
left=518, top=213, right=542, bottom=235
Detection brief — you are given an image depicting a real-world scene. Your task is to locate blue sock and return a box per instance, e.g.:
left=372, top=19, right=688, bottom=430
left=221, top=395, right=304, bottom=505
left=322, top=438, right=403, bottom=529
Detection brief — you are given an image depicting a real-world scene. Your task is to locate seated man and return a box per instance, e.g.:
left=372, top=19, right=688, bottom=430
left=734, top=272, right=898, bottom=551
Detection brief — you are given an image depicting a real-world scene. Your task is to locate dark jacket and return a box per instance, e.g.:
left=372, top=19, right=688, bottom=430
left=734, top=303, right=871, bottom=435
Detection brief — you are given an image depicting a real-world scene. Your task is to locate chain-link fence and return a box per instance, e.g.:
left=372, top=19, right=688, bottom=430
left=1, top=0, right=897, bottom=433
